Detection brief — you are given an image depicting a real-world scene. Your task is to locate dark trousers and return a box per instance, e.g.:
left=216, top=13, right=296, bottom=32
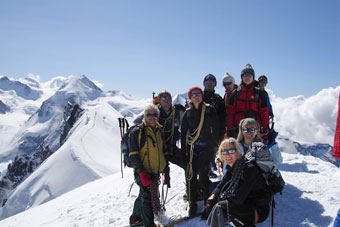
left=130, top=179, right=155, bottom=227
left=186, top=155, right=211, bottom=203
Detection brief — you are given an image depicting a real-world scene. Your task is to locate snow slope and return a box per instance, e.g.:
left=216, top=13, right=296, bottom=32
left=0, top=96, right=148, bottom=219
left=0, top=147, right=339, bottom=227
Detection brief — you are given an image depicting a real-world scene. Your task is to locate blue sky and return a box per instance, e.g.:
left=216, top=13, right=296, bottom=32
left=1, top=0, right=339, bottom=99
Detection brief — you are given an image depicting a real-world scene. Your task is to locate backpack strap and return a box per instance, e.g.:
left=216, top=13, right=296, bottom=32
left=235, top=86, right=261, bottom=117
left=137, top=123, right=146, bottom=149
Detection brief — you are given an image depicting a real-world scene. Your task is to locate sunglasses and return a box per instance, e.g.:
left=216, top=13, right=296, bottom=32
left=242, top=127, right=256, bottom=133
left=160, top=95, right=171, bottom=100
left=242, top=73, right=253, bottom=77
left=191, top=92, right=202, bottom=97
left=205, top=78, right=216, bottom=82
left=223, top=82, right=233, bottom=86
left=221, top=149, right=236, bottom=155
left=146, top=113, right=158, bottom=118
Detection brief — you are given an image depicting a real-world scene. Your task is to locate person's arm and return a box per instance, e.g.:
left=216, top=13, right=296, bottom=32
left=209, top=106, right=220, bottom=146
left=266, top=93, right=274, bottom=120
left=180, top=110, right=189, bottom=153
left=226, top=91, right=237, bottom=137
left=218, top=95, right=226, bottom=140
left=259, top=90, right=269, bottom=132
left=211, top=167, right=232, bottom=197
left=228, top=164, right=257, bottom=205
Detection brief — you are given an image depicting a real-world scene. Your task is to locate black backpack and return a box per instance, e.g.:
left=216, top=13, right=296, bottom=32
left=244, top=142, right=285, bottom=195
left=118, top=118, right=145, bottom=169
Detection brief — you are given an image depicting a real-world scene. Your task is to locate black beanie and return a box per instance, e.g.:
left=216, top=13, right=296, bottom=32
left=203, top=74, right=217, bottom=85
left=241, top=64, right=255, bottom=78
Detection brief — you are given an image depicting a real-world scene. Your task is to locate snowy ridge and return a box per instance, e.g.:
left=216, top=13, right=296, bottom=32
left=0, top=77, right=150, bottom=220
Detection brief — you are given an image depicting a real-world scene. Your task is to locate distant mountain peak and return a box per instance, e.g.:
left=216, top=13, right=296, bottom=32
left=59, top=75, right=102, bottom=94
left=0, top=76, right=42, bottom=101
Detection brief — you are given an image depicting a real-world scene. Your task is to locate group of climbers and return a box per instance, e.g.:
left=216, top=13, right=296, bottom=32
left=126, top=64, right=280, bottom=227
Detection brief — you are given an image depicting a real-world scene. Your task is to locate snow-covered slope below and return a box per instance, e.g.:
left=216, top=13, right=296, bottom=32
left=0, top=150, right=339, bottom=227
left=0, top=103, right=122, bottom=219
left=0, top=91, right=150, bottom=220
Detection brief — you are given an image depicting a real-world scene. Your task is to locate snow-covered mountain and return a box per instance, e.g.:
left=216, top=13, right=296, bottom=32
left=0, top=75, right=339, bottom=226
left=0, top=100, right=10, bottom=114
left=0, top=75, right=149, bottom=219
left=0, top=76, right=42, bottom=101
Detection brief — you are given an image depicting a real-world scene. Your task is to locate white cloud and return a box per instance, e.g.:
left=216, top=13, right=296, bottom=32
left=269, top=86, right=340, bottom=145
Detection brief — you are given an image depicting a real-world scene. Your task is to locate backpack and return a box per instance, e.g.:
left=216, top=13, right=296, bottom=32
left=118, top=118, right=145, bottom=168
left=244, top=142, right=285, bottom=195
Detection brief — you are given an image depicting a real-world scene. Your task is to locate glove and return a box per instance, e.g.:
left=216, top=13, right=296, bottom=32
left=139, top=170, right=150, bottom=187
left=261, top=132, right=269, bottom=145
left=163, top=167, right=171, bottom=188
left=201, top=198, right=217, bottom=219
left=264, top=123, right=278, bottom=148
left=266, top=129, right=278, bottom=148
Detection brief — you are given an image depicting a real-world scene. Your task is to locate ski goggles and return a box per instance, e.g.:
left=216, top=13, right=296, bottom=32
left=146, top=113, right=158, bottom=118
left=205, top=77, right=216, bottom=82
left=223, top=82, right=233, bottom=86
left=191, top=92, right=202, bottom=97
left=221, top=149, right=236, bottom=155
left=242, top=73, right=253, bottom=78
left=242, top=127, right=256, bottom=133
left=160, top=95, right=171, bottom=100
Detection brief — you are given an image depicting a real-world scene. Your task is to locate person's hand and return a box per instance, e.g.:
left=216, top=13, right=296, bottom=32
left=139, top=170, right=150, bottom=187
left=208, top=194, right=216, bottom=201
left=201, top=194, right=217, bottom=220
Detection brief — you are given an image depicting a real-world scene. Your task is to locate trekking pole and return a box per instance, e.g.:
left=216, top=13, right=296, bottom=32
left=118, top=118, right=124, bottom=178
left=124, top=118, right=129, bottom=130
left=160, top=177, right=169, bottom=213
left=118, top=117, right=129, bottom=178
left=271, top=198, right=275, bottom=227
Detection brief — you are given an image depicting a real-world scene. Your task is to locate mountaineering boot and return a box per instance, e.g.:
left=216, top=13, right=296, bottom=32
left=188, top=202, right=197, bottom=217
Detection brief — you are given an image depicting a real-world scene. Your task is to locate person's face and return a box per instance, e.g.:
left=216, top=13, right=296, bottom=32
left=190, top=89, right=203, bottom=106
left=223, top=82, right=235, bottom=93
left=242, top=73, right=254, bottom=85
left=259, top=82, right=267, bottom=90
left=145, top=110, right=158, bottom=127
left=242, top=122, right=258, bottom=144
left=221, top=142, right=238, bottom=167
left=204, top=77, right=216, bottom=91
left=159, top=94, right=171, bottom=111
